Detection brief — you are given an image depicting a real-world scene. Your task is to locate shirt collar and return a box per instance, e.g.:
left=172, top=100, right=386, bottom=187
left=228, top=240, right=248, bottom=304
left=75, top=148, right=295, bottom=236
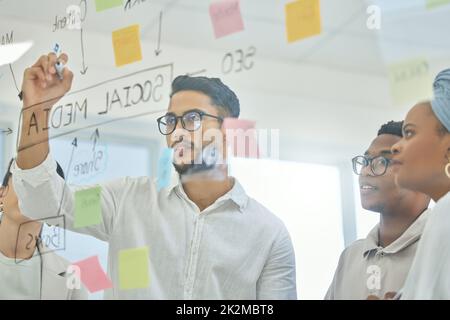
left=166, top=172, right=180, bottom=196
left=217, top=179, right=249, bottom=212
left=166, top=174, right=249, bottom=213
left=363, top=208, right=431, bottom=258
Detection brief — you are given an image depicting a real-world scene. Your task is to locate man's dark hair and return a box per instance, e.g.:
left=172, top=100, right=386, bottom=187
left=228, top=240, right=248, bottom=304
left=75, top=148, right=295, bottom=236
left=170, top=75, right=240, bottom=118
left=2, top=158, right=65, bottom=187
left=377, top=120, right=404, bottom=138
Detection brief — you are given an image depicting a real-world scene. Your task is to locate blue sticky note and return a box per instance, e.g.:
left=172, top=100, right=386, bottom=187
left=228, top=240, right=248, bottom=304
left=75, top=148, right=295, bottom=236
left=157, top=148, right=173, bottom=191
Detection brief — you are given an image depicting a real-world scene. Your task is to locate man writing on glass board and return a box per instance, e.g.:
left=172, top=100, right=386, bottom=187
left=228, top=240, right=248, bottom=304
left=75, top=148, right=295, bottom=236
left=10, top=52, right=297, bottom=299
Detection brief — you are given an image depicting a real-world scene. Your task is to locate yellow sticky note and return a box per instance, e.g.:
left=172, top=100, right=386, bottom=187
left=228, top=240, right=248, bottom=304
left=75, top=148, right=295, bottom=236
left=119, top=246, right=150, bottom=290
left=388, top=58, right=433, bottom=106
left=112, top=24, right=143, bottom=67
left=285, top=0, right=322, bottom=43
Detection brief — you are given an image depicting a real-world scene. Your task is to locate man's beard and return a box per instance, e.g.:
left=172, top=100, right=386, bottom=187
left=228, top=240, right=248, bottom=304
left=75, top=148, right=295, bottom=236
left=173, top=161, right=214, bottom=175
left=173, top=143, right=221, bottom=177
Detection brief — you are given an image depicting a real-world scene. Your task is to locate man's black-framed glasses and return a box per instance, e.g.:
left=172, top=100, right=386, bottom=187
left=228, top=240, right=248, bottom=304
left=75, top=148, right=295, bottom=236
left=352, top=155, right=391, bottom=177
left=157, top=110, right=223, bottom=136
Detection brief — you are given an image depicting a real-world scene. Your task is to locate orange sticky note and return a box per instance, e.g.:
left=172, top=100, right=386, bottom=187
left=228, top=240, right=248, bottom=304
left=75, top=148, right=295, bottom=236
left=285, top=0, right=322, bottom=43
left=112, top=24, right=143, bottom=67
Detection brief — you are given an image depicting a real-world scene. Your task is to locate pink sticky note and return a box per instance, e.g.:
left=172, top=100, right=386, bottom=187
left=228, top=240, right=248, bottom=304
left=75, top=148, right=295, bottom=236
left=209, top=0, right=245, bottom=39
left=223, top=118, right=259, bottom=159
left=73, top=255, right=113, bottom=293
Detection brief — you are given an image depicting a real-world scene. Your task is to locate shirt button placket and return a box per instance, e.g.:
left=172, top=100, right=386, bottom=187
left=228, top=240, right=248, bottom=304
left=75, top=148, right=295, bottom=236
left=184, top=215, right=203, bottom=299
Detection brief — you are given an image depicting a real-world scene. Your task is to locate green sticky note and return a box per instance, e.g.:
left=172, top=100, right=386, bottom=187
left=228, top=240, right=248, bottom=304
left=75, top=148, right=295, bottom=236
left=95, top=0, right=123, bottom=12
left=119, top=246, right=150, bottom=290
left=74, top=186, right=103, bottom=228
left=427, top=0, right=450, bottom=9
left=388, top=58, right=433, bottom=106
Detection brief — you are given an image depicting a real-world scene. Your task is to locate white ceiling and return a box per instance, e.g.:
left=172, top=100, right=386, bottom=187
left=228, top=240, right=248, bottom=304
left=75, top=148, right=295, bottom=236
left=2, top=0, right=449, bottom=77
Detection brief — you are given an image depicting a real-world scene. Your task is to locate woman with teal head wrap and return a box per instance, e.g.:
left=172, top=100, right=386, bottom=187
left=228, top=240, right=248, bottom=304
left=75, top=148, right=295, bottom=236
left=391, top=68, right=450, bottom=201
left=387, top=69, right=450, bottom=300
left=431, top=69, right=450, bottom=132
